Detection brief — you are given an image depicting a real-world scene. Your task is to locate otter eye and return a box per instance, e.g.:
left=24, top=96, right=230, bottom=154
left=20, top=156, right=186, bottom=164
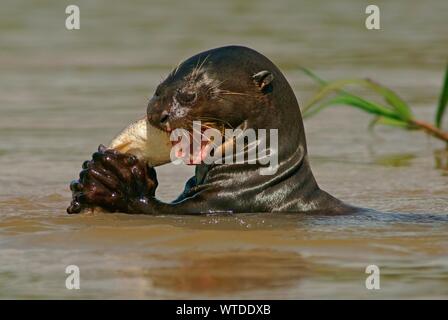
left=176, top=90, right=197, bottom=105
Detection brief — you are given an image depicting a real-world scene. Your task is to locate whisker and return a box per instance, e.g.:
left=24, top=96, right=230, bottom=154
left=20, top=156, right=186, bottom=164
left=173, top=59, right=184, bottom=76
left=219, top=91, right=253, bottom=97
left=214, top=94, right=236, bottom=103
left=205, top=79, right=227, bottom=97
left=197, top=54, right=210, bottom=73
left=196, top=116, right=234, bottom=129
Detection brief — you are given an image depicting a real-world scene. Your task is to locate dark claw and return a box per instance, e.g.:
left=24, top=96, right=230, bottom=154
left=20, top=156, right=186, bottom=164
left=92, top=152, right=104, bottom=162
left=79, top=169, right=88, bottom=181
left=82, top=160, right=90, bottom=169
left=125, top=155, right=138, bottom=166
left=98, top=144, right=107, bottom=152
left=104, top=148, right=119, bottom=155
left=74, top=192, right=88, bottom=203
left=70, top=180, right=83, bottom=192
left=67, top=200, right=82, bottom=214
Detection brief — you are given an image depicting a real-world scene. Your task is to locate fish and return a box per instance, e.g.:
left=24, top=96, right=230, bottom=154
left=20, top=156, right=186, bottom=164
left=108, top=117, right=172, bottom=166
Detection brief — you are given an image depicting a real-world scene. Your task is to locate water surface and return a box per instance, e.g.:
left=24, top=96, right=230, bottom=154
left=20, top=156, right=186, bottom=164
left=0, top=0, right=447, bottom=299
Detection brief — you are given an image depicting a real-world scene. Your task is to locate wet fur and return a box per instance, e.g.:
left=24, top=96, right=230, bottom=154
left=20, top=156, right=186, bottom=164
left=68, top=46, right=355, bottom=215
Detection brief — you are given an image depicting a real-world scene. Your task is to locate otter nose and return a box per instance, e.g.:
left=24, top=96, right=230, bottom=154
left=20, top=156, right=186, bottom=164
left=147, top=110, right=170, bottom=128
left=159, top=110, right=169, bottom=125
left=147, top=97, right=169, bottom=124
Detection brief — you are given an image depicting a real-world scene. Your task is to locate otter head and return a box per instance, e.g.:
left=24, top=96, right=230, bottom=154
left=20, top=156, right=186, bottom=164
left=147, top=45, right=305, bottom=165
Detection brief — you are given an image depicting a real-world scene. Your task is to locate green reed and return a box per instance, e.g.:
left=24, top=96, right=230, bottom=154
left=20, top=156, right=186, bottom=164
left=300, top=64, right=448, bottom=144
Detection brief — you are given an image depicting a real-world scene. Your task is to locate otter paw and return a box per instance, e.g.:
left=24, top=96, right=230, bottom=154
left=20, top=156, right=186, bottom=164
left=67, top=145, right=158, bottom=214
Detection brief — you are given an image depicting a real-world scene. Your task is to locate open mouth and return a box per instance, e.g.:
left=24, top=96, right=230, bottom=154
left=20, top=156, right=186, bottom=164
left=169, top=121, right=248, bottom=165
left=170, top=126, right=217, bottom=165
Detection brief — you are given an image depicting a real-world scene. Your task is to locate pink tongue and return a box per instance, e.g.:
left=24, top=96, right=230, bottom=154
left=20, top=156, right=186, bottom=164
left=174, top=140, right=209, bottom=165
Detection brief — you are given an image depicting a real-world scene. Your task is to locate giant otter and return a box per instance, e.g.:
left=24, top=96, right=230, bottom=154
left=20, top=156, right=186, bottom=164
left=67, top=45, right=355, bottom=215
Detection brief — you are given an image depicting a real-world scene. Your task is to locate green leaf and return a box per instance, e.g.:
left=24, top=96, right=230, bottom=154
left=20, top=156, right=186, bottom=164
left=302, top=93, right=403, bottom=120
left=302, top=79, right=367, bottom=113
left=368, top=116, right=411, bottom=130
left=299, top=68, right=413, bottom=120
left=299, top=71, right=413, bottom=121
left=435, top=64, right=448, bottom=128
left=298, top=67, right=327, bottom=86
left=363, top=79, right=413, bottom=121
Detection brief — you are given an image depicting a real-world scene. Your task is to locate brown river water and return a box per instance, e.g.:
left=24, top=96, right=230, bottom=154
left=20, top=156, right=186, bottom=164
left=0, top=0, right=447, bottom=299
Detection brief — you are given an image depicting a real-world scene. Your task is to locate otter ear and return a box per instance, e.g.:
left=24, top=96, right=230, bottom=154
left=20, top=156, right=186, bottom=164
left=252, top=70, right=274, bottom=93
